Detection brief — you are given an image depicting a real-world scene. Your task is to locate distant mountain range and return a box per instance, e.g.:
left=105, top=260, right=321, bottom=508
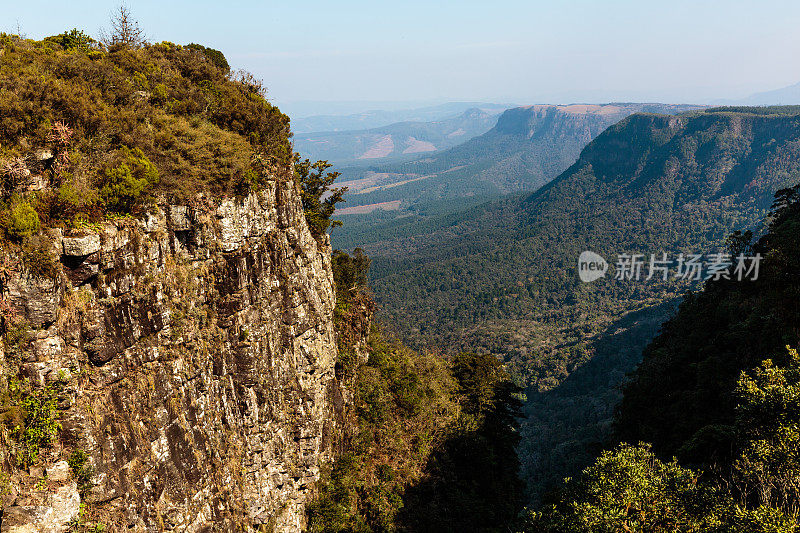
left=290, top=102, right=513, bottom=133
left=331, top=102, right=702, bottom=248
left=293, top=107, right=501, bottom=166
left=716, top=81, right=800, bottom=105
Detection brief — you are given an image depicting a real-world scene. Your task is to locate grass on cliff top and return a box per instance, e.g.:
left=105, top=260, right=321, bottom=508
left=0, top=30, right=292, bottom=229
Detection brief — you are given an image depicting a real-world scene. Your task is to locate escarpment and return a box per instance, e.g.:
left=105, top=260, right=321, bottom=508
left=1, top=175, right=350, bottom=531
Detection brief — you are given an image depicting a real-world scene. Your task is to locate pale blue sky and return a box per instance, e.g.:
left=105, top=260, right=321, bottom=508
left=4, top=0, right=800, bottom=116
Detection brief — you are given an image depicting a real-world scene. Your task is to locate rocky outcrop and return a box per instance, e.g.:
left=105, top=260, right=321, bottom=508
left=1, top=175, right=344, bottom=531
left=2, top=482, right=80, bottom=533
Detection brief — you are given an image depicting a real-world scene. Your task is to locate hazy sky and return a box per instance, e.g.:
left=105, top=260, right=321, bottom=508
left=5, top=0, right=800, bottom=116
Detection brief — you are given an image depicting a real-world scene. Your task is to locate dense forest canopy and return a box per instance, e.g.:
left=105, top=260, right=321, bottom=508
left=527, top=183, right=800, bottom=532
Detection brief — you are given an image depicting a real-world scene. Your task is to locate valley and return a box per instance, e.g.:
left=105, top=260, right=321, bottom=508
left=293, top=107, right=503, bottom=166
left=351, top=105, right=800, bottom=506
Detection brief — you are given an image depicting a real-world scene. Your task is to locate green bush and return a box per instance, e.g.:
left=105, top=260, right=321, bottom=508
left=44, top=29, right=96, bottom=52
left=15, top=386, right=60, bottom=467
left=54, top=174, right=100, bottom=222
left=186, top=43, right=230, bottom=73
left=295, top=156, right=347, bottom=239
left=98, top=147, right=158, bottom=213
left=6, top=199, right=40, bottom=240
left=528, top=443, right=728, bottom=532
left=68, top=449, right=96, bottom=495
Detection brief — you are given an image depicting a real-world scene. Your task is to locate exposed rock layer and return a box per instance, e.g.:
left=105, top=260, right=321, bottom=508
left=2, top=175, right=343, bottom=532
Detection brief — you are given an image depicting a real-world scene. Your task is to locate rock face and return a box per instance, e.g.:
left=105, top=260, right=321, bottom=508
left=2, top=175, right=344, bottom=531
left=2, top=482, right=80, bottom=533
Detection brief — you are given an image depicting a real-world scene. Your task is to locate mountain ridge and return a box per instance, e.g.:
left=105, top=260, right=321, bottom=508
left=290, top=101, right=513, bottom=133
left=331, top=103, right=703, bottom=251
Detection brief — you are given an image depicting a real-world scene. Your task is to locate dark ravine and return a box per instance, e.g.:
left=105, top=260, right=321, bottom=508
left=2, top=176, right=351, bottom=531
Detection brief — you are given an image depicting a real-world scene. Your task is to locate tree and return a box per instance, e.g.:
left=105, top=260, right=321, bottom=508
left=734, top=348, right=800, bottom=518
left=186, top=43, right=230, bottom=73
left=102, top=5, right=146, bottom=49
left=98, top=147, right=159, bottom=213
left=527, top=443, right=728, bottom=532
left=45, top=29, right=96, bottom=52
left=399, top=353, right=524, bottom=532
left=331, top=248, right=370, bottom=300
left=295, top=155, right=347, bottom=238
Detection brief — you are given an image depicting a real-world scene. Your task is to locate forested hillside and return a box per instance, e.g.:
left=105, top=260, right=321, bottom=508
left=527, top=182, right=800, bottom=531
left=362, top=106, right=800, bottom=505
left=615, top=181, right=800, bottom=466
left=369, top=107, right=800, bottom=371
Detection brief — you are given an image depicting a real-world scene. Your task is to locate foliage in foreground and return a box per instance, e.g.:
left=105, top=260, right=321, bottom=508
left=526, top=443, right=727, bottom=532
left=307, top=327, right=459, bottom=532
left=528, top=348, right=800, bottom=532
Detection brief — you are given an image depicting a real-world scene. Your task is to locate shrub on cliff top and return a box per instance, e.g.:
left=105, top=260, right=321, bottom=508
left=0, top=30, right=291, bottom=219
left=44, top=28, right=96, bottom=52
left=186, top=43, right=229, bottom=73
left=98, top=147, right=159, bottom=213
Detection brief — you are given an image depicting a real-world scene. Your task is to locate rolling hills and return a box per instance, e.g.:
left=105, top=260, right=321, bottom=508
left=290, top=101, right=512, bottom=133
left=293, top=107, right=501, bottom=166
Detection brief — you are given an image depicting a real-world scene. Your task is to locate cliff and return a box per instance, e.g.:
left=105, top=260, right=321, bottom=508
left=0, top=31, right=364, bottom=532
left=1, top=176, right=346, bottom=531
